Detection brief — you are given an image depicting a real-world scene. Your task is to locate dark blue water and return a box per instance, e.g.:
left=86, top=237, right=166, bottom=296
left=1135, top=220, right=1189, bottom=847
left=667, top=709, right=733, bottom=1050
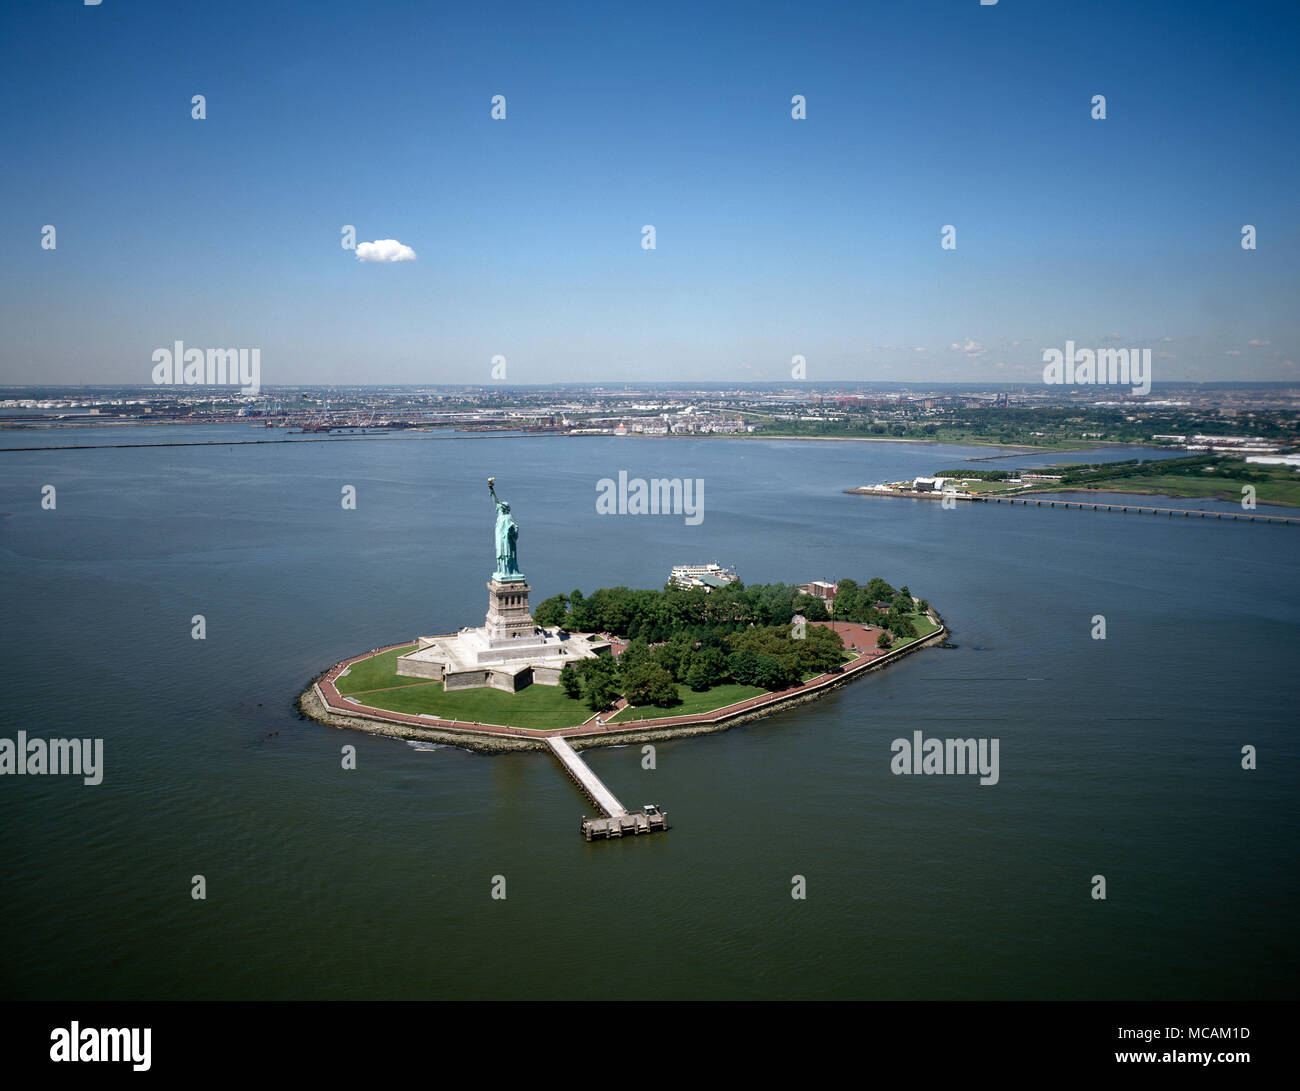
left=1, top=428, right=1295, bottom=999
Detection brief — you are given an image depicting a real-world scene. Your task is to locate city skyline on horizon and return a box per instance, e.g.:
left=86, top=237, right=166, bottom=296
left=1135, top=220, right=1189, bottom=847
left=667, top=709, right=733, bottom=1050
left=5, top=376, right=1299, bottom=394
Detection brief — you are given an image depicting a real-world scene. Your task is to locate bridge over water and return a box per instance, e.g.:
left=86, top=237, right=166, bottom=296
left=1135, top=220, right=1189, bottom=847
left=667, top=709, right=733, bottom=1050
left=982, top=495, right=1300, bottom=524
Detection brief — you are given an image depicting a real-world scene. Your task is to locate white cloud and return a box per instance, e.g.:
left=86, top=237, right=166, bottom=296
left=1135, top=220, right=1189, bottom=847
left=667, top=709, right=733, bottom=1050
left=1248, top=339, right=1271, bottom=346
left=356, top=238, right=418, bottom=263
left=1225, top=349, right=1240, bottom=356
left=1160, top=336, right=1174, bottom=342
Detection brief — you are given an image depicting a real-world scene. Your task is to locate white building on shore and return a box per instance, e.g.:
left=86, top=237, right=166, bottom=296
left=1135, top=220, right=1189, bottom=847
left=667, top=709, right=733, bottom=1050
left=669, top=563, right=738, bottom=590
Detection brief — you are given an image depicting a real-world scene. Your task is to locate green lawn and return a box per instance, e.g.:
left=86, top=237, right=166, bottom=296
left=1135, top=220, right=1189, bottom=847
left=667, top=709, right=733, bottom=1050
left=962, top=479, right=1032, bottom=494
left=608, top=682, right=767, bottom=723
left=1047, top=470, right=1300, bottom=508
left=967, top=461, right=1300, bottom=508
left=347, top=676, right=597, bottom=730
left=910, top=614, right=940, bottom=639
left=877, top=613, right=940, bottom=651
left=334, top=644, right=421, bottom=694
left=334, top=643, right=595, bottom=729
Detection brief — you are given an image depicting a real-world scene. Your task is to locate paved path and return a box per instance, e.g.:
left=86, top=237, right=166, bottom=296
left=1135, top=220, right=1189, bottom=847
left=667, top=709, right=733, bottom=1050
left=578, top=697, right=627, bottom=726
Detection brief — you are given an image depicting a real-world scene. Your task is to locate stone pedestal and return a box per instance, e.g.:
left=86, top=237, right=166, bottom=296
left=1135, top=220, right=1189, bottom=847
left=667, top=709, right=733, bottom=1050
left=485, top=579, right=534, bottom=642
left=394, top=575, right=610, bottom=690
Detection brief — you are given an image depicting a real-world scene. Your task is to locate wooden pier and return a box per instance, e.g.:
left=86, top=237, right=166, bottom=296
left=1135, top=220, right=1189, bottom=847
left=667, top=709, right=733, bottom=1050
left=545, top=736, right=668, bottom=841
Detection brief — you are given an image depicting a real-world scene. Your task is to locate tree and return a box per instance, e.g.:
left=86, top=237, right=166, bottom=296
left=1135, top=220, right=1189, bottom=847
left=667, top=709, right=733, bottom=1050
left=751, top=653, right=795, bottom=690
left=864, top=577, right=895, bottom=604
left=891, top=615, right=917, bottom=639
left=534, top=594, right=569, bottom=628
left=729, top=647, right=795, bottom=690
left=563, top=654, right=620, bottom=710
left=697, top=628, right=728, bottom=650
left=523, top=577, right=920, bottom=644
left=618, top=636, right=654, bottom=672
left=832, top=586, right=861, bottom=619
left=684, top=660, right=713, bottom=692
left=585, top=674, right=621, bottom=712
left=796, top=594, right=829, bottom=621
left=684, top=647, right=729, bottom=690
left=587, top=586, right=634, bottom=633
left=652, top=640, right=687, bottom=681
left=727, top=648, right=763, bottom=687
left=622, top=663, right=679, bottom=708
left=877, top=632, right=892, bottom=649
left=558, top=661, right=582, bottom=699
left=791, top=624, right=845, bottom=675
left=831, top=579, right=860, bottom=619
left=567, top=589, right=592, bottom=630
left=698, top=645, right=730, bottom=683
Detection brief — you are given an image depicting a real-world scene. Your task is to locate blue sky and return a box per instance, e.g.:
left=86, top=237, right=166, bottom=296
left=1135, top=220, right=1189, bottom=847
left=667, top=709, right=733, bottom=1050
left=1, top=0, right=1297, bottom=387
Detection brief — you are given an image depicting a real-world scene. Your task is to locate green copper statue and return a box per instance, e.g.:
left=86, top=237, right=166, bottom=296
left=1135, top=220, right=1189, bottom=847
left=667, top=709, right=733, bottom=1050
left=488, top=478, right=524, bottom=581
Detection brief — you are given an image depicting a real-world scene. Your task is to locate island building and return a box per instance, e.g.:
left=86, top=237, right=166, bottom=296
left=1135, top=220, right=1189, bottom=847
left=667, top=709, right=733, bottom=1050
left=396, top=479, right=609, bottom=691
left=668, top=562, right=738, bottom=590
left=1246, top=454, right=1300, bottom=469
left=797, top=580, right=838, bottom=604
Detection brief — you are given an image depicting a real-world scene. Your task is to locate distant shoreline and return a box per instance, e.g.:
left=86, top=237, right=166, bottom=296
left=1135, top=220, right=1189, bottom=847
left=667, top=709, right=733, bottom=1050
left=0, top=423, right=1106, bottom=456
left=696, top=432, right=1077, bottom=451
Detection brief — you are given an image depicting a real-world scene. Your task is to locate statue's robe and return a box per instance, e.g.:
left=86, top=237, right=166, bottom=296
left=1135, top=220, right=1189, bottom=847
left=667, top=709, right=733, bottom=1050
left=494, top=505, right=519, bottom=576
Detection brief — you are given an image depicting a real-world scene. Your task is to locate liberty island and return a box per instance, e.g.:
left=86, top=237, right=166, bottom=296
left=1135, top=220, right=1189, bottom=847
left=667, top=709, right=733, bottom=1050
left=299, top=476, right=947, bottom=837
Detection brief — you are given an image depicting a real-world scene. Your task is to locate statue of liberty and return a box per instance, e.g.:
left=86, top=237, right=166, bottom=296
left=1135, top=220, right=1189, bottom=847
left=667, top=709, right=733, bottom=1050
left=488, top=478, right=523, bottom=581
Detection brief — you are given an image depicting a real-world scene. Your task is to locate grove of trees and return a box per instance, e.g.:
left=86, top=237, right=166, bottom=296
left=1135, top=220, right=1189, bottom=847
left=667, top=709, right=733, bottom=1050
left=545, top=575, right=928, bottom=712
left=557, top=621, right=848, bottom=713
